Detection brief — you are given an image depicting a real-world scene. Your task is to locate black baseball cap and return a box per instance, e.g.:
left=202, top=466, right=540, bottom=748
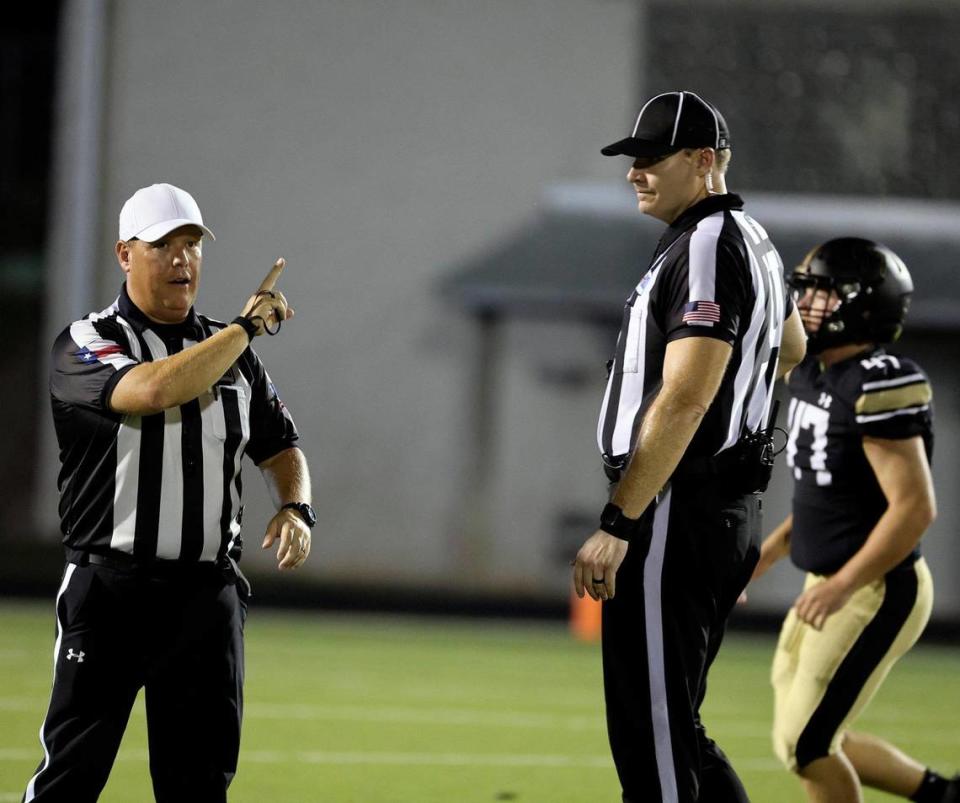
left=601, top=91, right=731, bottom=158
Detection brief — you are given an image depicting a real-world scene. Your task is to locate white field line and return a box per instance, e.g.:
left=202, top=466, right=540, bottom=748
left=4, top=696, right=960, bottom=744
left=246, top=702, right=603, bottom=730
left=289, top=675, right=608, bottom=708
left=6, top=699, right=960, bottom=758
left=248, top=750, right=614, bottom=768
left=0, top=748, right=148, bottom=763
left=0, top=747, right=792, bottom=773
left=0, top=697, right=604, bottom=730
left=0, top=747, right=613, bottom=768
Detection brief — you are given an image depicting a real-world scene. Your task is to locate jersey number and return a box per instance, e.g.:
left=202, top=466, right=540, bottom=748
left=860, top=354, right=900, bottom=372
left=786, top=398, right=832, bottom=486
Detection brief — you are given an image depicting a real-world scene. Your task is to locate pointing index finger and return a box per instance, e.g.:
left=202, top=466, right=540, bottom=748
left=258, top=258, right=285, bottom=293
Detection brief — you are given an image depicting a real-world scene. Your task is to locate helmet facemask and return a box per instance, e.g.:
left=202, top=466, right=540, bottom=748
left=789, top=238, right=913, bottom=356
left=790, top=272, right=869, bottom=354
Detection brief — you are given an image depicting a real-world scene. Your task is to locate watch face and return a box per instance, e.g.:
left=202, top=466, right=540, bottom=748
left=286, top=503, right=316, bottom=528
left=300, top=504, right=317, bottom=528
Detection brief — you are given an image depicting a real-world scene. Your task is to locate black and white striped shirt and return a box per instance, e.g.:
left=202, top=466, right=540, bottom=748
left=50, top=284, right=299, bottom=563
left=598, top=193, right=791, bottom=464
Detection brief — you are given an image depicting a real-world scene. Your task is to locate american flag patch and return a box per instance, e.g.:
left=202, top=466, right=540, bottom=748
left=682, top=300, right=721, bottom=326
left=75, top=345, right=124, bottom=363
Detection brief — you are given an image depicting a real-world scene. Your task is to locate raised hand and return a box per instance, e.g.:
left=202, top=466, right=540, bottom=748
left=241, top=258, right=295, bottom=336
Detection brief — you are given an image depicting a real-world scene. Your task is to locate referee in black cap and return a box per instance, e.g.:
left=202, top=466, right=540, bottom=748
left=24, top=183, right=316, bottom=802
left=572, top=91, right=807, bottom=802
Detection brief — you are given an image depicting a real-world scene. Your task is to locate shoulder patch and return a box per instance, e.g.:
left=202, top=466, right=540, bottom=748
left=67, top=317, right=137, bottom=372
left=855, top=374, right=932, bottom=421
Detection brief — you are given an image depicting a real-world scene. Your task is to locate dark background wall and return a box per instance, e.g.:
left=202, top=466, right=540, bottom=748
left=647, top=0, right=960, bottom=197
left=3, top=0, right=959, bottom=625
left=0, top=3, right=60, bottom=543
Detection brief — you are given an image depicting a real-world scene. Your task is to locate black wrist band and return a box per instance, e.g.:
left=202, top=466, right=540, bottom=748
left=231, top=316, right=258, bottom=342
left=599, top=502, right=641, bottom=542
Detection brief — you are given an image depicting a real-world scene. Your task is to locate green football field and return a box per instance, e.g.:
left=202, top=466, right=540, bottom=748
left=0, top=601, right=957, bottom=802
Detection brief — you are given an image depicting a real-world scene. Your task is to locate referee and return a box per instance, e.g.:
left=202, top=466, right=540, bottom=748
left=24, top=183, right=316, bottom=802
left=572, top=91, right=806, bottom=802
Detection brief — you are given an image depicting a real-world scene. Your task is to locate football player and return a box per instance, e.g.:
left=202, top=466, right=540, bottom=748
left=750, top=238, right=957, bottom=803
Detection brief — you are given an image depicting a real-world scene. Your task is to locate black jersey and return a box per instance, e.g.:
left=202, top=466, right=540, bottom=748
left=785, top=348, right=933, bottom=575
left=597, top=193, right=791, bottom=463
left=50, top=284, right=300, bottom=562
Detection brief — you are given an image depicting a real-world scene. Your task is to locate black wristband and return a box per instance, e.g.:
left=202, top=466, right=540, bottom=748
left=231, top=316, right=258, bottom=342
left=599, top=502, right=641, bottom=543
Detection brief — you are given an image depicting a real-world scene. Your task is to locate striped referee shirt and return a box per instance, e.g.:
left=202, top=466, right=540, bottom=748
left=50, top=284, right=299, bottom=563
left=598, top=193, right=791, bottom=463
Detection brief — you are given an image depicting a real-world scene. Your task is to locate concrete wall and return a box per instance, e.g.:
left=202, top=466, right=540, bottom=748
left=39, top=0, right=640, bottom=586
left=39, top=0, right=960, bottom=618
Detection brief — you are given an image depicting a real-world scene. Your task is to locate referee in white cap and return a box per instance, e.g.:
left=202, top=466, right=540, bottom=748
left=23, top=183, right=317, bottom=801
left=573, top=92, right=806, bottom=802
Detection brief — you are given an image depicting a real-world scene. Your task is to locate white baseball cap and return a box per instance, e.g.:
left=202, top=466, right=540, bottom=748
left=118, top=183, right=216, bottom=242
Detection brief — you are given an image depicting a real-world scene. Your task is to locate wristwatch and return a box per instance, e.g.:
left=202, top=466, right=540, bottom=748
left=281, top=502, right=317, bottom=529
left=599, top=503, right=641, bottom=542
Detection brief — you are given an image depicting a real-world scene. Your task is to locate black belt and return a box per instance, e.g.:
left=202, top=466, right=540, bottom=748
left=673, top=449, right=744, bottom=480
left=603, top=440, right=773, bottom=494
left=75, top=550, right=241, bottom=585
left=604, top=403, right=782, bottom=492
left=602, top=452, right=737, bottom=483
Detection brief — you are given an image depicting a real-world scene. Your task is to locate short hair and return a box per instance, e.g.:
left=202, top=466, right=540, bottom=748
left=716, top=148, right=732, bottom=175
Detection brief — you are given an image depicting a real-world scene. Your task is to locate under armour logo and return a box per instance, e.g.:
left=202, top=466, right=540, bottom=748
left=818, top=393, right=833, bottom=409
left=66, top=649, right=85, bottom=663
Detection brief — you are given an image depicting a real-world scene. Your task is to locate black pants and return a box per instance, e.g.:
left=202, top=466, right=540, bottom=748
left=23, top=560, right=247, bottom=802
left=602, top=480, right=761, bottom=803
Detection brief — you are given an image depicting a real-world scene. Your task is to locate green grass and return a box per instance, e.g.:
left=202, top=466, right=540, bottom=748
left=0, top=601, right=957, bottom=802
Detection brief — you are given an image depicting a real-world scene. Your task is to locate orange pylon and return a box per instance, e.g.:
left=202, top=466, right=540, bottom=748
left=570, top=588, right=602, bottom=641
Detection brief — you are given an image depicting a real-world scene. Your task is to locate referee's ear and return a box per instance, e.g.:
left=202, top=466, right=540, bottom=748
left=695, top=147, right=716, bottom=177
left=116, top=239, right=133, bottom=275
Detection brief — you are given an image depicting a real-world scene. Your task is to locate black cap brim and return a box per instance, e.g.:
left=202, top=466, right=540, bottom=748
left=600, top=137, right=677, bottom=158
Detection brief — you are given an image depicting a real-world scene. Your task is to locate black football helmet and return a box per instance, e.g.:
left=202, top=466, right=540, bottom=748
left=789, top=237, right=913, bottom=354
